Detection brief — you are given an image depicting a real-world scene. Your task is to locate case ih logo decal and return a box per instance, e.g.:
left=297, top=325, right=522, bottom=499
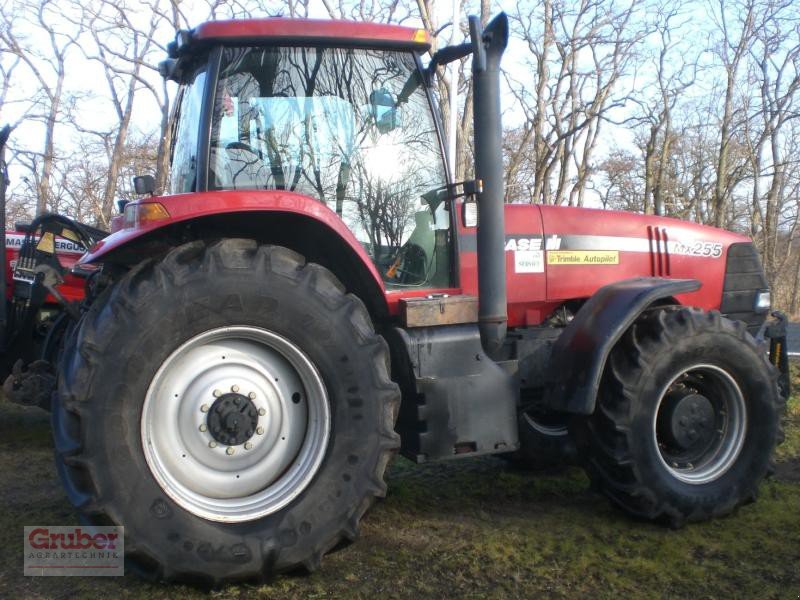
left=24, top=526, right=124, bottom=576
left=503, top=235, right=563, bottom=252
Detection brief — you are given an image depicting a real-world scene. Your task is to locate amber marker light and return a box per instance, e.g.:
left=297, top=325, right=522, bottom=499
left=412, top=29, right=429, bottom=44
left=124, top=202, right=171, bottom=229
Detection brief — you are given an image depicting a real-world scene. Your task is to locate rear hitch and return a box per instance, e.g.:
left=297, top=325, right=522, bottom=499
left=764, top=310, right=790, bottom=398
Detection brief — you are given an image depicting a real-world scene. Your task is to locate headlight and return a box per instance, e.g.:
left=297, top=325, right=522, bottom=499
left=754, top=289, right=771, bottom=313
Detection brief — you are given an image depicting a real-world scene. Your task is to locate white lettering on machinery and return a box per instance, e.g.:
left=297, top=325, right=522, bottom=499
left=667, top=240, right=723, bottom=259
left=545, top=235, right=562, bottom=250
left=501, top=233, right=724, bottom=259
left=504, top=238, right=543, bottom=252
left=4, top=233, right=85, bottom=254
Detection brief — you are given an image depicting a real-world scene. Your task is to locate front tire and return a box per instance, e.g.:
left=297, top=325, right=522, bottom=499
left=52, top=240, right=400, bottom=583
left=572, top=307, right=784, bottom=527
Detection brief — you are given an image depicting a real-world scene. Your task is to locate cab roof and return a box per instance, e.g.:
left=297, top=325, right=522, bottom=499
left=192, top=18, right=431, bottom=51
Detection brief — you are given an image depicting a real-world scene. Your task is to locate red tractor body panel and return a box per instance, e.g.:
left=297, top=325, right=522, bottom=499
left=5, top=231, right=87, bottom=303
left=538, top=205, right=739, bottom=308
left=85, top=192, right=752, bottom=328
left=192, top=18, right=431, bottom=50
left=86, top=192, right=381, bottom=278
left=457, top=203, right=750, bottom=327
left=84, top=192, right=459, bottom=315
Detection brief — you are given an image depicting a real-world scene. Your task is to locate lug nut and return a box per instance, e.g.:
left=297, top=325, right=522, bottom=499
left=201, top=404, right=209, bottom=413
left=226, top=447, right=235, bottom=456
left=209, top=441, right=217, bottom=449
left=249, top=392, right=256, bottom=400
left=244, top=442, right=253, bottom=450
left=258, top=408, right=266, bottom=416
left=199, top=424, right=207, bottom=432
left=231, top=384, right=240, bottom=393
left=213, top=389, right=222, bottom=398
left=256, top=426, right=265, bottom=435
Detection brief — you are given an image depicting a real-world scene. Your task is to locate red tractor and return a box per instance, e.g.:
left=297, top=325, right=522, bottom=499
left=0, top=13, right=789, bottom=583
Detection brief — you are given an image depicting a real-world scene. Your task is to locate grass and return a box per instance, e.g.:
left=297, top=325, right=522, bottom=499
left=0, top=376, right=798, bottom=599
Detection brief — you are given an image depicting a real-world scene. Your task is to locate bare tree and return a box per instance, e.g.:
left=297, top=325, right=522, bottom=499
left=741, top=0, right=800, bottom=282
left=0, top=0, right=83, bottom=215
left=70, top=0, right=162, bottom=225
left=596, top=148, right=641, bottom=211
left=506, top=0, right=647, bottom=206
left=708, top=0, right=758, bottom=227
left=630, top=3, right=697, bottom=216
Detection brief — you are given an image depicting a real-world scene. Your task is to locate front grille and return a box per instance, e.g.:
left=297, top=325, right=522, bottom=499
left=720, top=242, right=768, bottom=335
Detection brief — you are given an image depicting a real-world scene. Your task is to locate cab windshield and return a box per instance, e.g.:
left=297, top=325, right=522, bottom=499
left=205, top=46, right=450, bottom=288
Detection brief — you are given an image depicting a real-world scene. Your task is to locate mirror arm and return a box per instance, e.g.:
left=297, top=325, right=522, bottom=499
left=424, top=42, right=473, bottom=87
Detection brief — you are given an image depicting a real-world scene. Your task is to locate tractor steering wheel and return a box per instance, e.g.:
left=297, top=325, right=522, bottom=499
left=387, top=243, right=428, bottom=285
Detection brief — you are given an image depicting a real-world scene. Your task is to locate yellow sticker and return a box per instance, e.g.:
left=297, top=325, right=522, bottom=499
left=36, top=232, right=55, bottom=254
left=412, top=29, right=428, bottom=44
left=60, top=228, right=79, bottom=242
left=547, top=250, right=619, bottom=265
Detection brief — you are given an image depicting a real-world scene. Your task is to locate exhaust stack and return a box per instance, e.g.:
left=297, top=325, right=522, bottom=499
left=469, top=14, right=509, bottom=359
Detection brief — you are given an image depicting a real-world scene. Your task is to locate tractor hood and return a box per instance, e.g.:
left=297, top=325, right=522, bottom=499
left=457, top=202, right=758, bottom=329
left=538, top=204, right=750, bottom=261
left=538, top=204, right=750, bottom=309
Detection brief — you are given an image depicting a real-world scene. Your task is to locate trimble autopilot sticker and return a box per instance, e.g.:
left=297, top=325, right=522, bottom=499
left=547, top=250, right=619, bottom=265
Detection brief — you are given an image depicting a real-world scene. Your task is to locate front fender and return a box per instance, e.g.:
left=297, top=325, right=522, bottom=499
left=544, top=277, right=701, bottom=415
left=79, top=190, right=392, bottom=319
left=81, top=190, right=384, bottom=287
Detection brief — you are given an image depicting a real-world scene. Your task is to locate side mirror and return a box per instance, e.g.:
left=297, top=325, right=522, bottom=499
left=133, top=174, right=155, bottom=196
left=369, top=88, right=399, bottom=134
left=462, top=201, right=478, bottom=228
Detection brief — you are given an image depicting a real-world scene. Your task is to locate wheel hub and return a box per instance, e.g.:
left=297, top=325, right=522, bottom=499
left=653, top=364, right=747, bottom=485
left=207, top=393, right=259, bottom=446
left=662, top=391, right=715, bottom=450
left=141, top=326, right=330, bottom=522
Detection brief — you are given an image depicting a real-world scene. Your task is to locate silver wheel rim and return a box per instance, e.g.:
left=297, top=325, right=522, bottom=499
left=523, top=412, right=569, bottom=437
left=141, top=326, right=330, bottom=523
left=652, top=363, right=747, bottom=485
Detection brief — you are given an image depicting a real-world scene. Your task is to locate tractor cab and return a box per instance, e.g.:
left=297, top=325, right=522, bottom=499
left=162, top=20, right=452, bottom=289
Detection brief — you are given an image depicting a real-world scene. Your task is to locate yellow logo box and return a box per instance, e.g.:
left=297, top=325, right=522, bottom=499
left=547, top=250, right=619, bottom=265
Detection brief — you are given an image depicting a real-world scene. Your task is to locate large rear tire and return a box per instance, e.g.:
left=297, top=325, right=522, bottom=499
left=572, top=307, right=784, bottom=527
left=52, top=240, right=400, bottom=583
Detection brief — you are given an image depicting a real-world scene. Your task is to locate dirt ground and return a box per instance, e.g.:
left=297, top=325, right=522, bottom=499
left=0, top=381, right=798, bottom=599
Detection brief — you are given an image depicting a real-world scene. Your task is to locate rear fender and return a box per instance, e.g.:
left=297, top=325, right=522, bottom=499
left=544, top=277, right=701, bottom=415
